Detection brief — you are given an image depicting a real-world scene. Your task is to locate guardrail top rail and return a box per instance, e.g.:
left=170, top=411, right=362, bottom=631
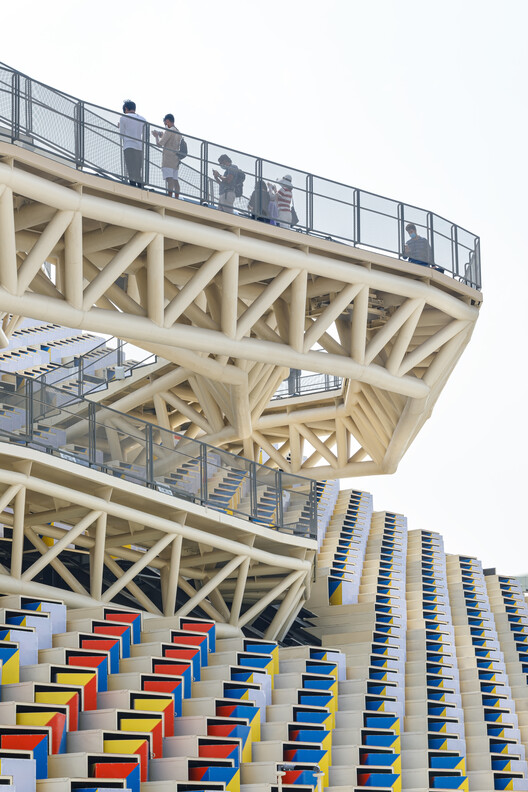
left=0, top=63, right=481, bottom=290
left=0, top=370, right=318, bottom=539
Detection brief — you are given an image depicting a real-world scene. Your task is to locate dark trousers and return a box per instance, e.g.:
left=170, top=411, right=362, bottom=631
left=124, top=147, right=143, bottom=186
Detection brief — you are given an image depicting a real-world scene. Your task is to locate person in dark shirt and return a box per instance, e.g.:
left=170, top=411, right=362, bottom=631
left=403, top=223, right=433, bottom=267
left=212, top=154, right=237, bottom=213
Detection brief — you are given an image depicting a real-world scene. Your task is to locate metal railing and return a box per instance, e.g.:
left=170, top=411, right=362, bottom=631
left=33, top=335, right=158, bottom=398
left=0, top=63, right=481, bottom=290
left=273, top=370, right=342, bottom=400
left=0, top=372, right=317, bottom=539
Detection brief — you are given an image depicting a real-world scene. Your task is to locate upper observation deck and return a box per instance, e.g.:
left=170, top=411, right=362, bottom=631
left=0, top=63, right=481, bottom=289
left=0, top=64, right=483, bottom=479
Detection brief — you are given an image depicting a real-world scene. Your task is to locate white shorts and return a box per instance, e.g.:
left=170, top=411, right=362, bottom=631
left=162, top=166, right=179, bottom=180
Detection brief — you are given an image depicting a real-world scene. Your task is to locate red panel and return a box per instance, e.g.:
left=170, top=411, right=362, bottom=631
left=81, top=638, right=119, bottom=651
left=152, top=662, right=190, bottom=676
left=94, top=624, right=129, bottom=638
left=46, top=711, right=67, bottom=754
left=94, top=761, right=138, bottom=779
left=165, top=647, right=200, bottom=661
left=199, top=744, right=236, bottom=760
left=68, top=655, right=107, bottom=670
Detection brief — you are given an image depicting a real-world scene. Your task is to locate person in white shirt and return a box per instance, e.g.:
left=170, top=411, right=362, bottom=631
left=118, top=100, right=146, bottom=187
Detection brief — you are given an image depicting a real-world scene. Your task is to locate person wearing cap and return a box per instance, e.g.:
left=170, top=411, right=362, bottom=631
left=269, top=175, right=293, bottom=227
left=118, top=100, right=147, bottom=187
left=403, top=223, right=433, bottom=267
left=152, top=114, right=182, bottom=198
left=212, top=154, right=238, bottom=213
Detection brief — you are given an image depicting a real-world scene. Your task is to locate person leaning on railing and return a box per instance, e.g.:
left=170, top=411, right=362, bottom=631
left=152, top=114, right=182, bottom=198
left=118, top=100, right=147, bottom=187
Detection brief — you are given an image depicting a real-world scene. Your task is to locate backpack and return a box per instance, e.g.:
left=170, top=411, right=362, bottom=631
left=178, top=137, right=188, bottom=159
left=234, top=167, right=245, bottom=198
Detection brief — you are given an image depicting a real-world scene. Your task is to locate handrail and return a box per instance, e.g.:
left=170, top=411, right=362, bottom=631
left=33, top=335, right=158, bottom=397
left=0, top=371, right=317, bottom=539
left=272, top=371, right=342, bottom=400
left=0, top=63, right=481, bottom=290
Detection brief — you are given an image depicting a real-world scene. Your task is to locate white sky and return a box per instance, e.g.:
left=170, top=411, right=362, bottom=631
left=2, top=0, right=527, bottom=573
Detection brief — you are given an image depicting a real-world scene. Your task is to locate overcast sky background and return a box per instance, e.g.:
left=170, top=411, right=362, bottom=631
left=2, top=0, right=527, bottom=573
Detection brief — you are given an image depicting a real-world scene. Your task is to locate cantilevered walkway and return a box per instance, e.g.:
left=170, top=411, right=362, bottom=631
left=0, top=63, right=483, bottom=480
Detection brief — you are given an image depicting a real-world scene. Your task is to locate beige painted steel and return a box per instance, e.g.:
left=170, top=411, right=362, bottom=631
left=0, top=142, right=481, bottom=479
left=0, top=445, right=314, bottom=637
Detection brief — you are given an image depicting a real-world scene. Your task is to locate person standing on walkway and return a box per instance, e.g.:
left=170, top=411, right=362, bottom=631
left=269, top=174, right=293, bottom=227
left=403, top=223, right=433, bottom=267
left=212, top=154, right=238, bottom=213
left=152, top=114, right=182, bottom=198
left=118, top=100, right=147, bottom=187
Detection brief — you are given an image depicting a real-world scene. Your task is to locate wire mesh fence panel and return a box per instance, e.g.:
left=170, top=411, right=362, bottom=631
left=83, top=105, right=125, bottom=177
left=27, top=79, right=78, bottom=157
left=357, top=191, right=400, bottom=255
left=457, top=226, right=480, bottom=285
left=260, top=159, right=308, bottom=230
left=311, top=177, right=356, bottom=242
left=0, top=67, right=14, bottom=131
left=431, top=215, right=455, bottom=273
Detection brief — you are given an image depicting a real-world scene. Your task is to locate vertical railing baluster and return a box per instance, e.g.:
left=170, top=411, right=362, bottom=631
left=250, top=461, right=257, bottom=520
left=427, top=211, right=435, bottom=267
left=307, top=173, right=314, bottom=234
left=11, top=71, right=20, bottom=143
left=144, top=123, right=150, bottom=188
left=200, top=444, right=208, bottom=504
left=354, top=189, right=361, bottom=246
left=277, top=470, right=283, bottom=528
left=146, top=423, right=154, bottom=486
left=451, top=224, right=459, bottom=280
left=201, top=141, right=209, bottom=205
left=88, top=402, right=96, bottom=467
left=26, top=377, right=33, bottom=443
left=75, top=100, right=85, bottom=169
left=397, top=203, right=404, bottom=259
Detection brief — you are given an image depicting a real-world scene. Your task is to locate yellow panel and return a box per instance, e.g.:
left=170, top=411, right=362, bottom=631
left=2, top=651, right=19, bottom=684
left=120, top=717, right=161, bottom=733
left=133, top=699, right=170, bottom=714
left=104, top=739, right=144, bottom=754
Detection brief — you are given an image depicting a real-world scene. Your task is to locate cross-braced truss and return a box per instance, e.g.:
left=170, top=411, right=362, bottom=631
left=0, top=446, right=314, bottom=640
left=0, top=143, right=482, bottom=478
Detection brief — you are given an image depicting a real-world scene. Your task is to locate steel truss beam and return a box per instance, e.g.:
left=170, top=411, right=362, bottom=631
left=0, top=445, right=314, bottom=636
left=0, top=144, right=481, bottom=479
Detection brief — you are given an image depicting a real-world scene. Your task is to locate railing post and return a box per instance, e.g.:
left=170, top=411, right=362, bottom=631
left=306, top=173, right=314, bottom=233
left=77, top=356, right=83, bottom=397
left=200, top=444, right=208, bottom=504
left=249, top=461, right=256, bottom=519
left=254, top=158, right=263, bottom=218
left=200, top=141, right=209, bottom=205
left=146, top=423, right=154, bottom=486
left=354, top=189, right=361, bottom=246
left=88, top=402, right=96, bottom=466
left=427, top=211, right=435, bottom=264
left=276, top=470, right=283, bottom=528
left=144, top=124, right=150, bottom=188
left=26, top=377, right=33, bottom=443
left=475, top=237, right=481, bottom=289
left=310, top=481, right=317, bottom=539
left=117, top=340, right=124, bottom=367
left=11, top=71, right=20, bottom=143
left=74, top=100, right=85, bottom=169
left=397, top=203, right=405, bottom=258
left=451, top=224, right=459, bottom=279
